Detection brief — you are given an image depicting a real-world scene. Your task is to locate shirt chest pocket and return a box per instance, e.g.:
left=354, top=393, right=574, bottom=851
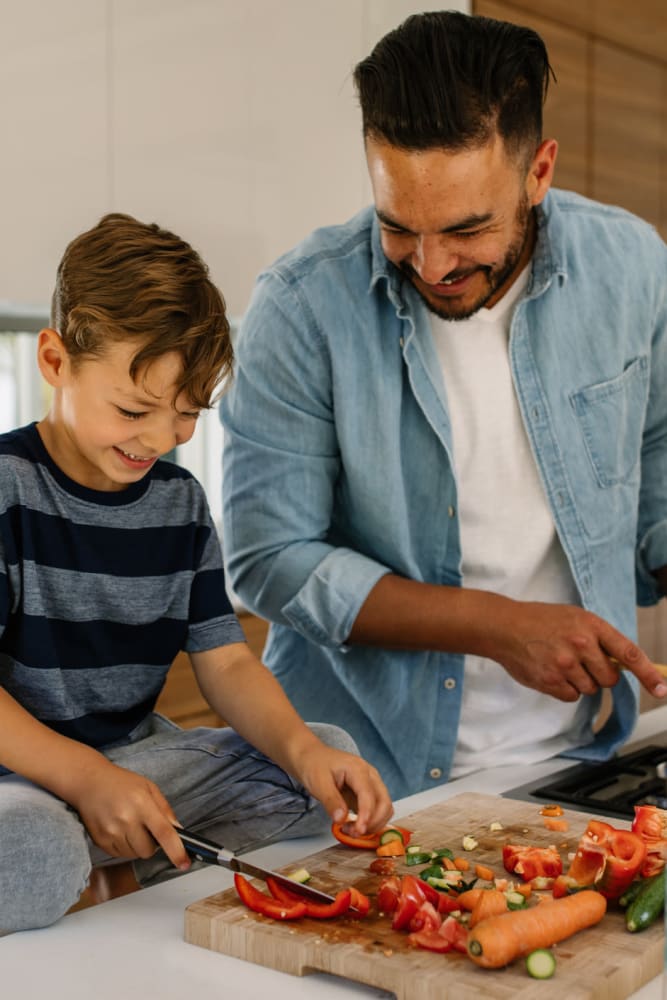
left=569, top=355, right=649, bottom=488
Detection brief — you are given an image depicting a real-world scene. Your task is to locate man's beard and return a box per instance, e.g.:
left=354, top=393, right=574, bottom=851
left=402, top=199, right=533, bottom=322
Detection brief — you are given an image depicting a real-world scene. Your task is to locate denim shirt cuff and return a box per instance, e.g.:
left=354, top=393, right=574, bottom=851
left=637, top=519, right=667, bottom=604
left=281, top=549, right=391, bottom=648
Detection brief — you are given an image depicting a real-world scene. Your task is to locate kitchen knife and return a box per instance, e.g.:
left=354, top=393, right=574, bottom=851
left=176, top=826, right=339, bottom=905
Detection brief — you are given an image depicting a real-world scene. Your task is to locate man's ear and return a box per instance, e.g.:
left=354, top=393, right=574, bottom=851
left=526, top=138, right=558, bottom=207
left=36, top=328, right=69, bottom=387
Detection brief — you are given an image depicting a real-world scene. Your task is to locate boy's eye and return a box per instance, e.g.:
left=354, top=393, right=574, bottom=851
left=117, top=407, right=145, bottom=420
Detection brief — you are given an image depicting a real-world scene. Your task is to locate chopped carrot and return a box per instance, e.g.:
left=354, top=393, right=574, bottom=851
left=543, top=817, right=569, bottom=833
left=457, top=888, right=484, bottom=911
left=453, top=857, right=470, bottom=871
left=514, top=882, right=532, bottom=899
left=376, top=840, right=405, bottom=857
left=474, top=864, right=495, bottom=881
left=467, top=890, right=607, bottom=968
left=539, top=804, right=564, bottom=817
left=469, top=888, right=508, bottom=928
left=442, top=856, right=459, bottom=871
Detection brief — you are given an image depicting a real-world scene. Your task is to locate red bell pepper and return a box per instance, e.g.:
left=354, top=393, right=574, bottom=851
left=632, top=805, right=667, bottom=877
left=265, top=877, right=353, bottom=918
left=552, top=819, right=646, bottom=900
left=330, top=821, right=412, bottom=850
left=502, top=844, right=563, bottom=881
left=233, top=873, right=307, bottom=919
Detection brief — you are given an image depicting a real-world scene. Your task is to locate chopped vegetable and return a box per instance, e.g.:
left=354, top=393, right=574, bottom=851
left=489, top=821, right=504, bottom=831
left=405, top=851, right=435, bottom=866
left=369, top=857, right=396, bottom=876
left=376, top=839, right=406, bottom=858
left=266, top=877, right=353, bottom=919
left=502, top=844, right=563, bottom=881
left=469, top=888, right=508, bottom=928
left=525, top=948, right=556, bottom=979
left=462, top=835, right=479, bottom=851
left=234, top=873, right=307, bottom=920
left=632, top=805, right=667, bottom=877
left=539, top=804, right=565, bottom=817
left=453, top=856, right=470, bottom=871
left=330, top=821, right=412, bottom=851
left=474, top=864, right=495, bottom=881
left=348, top=887, right=371, bottom=916
left=543, top=818, right=569, bottom=833
left=467, top=890, right=607, bottom=969
left=286, top=867, right=311, bottom=883
left=379, top=828, right=405, bottom=845
left=552, top=820, right=646, bottom=900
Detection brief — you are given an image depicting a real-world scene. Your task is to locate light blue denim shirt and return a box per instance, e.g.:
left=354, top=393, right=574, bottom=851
left=221, top=189, right=667, bottom=799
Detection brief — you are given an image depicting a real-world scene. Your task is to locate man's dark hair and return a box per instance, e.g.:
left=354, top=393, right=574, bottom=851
left=353, top=11, right=553, bottom=162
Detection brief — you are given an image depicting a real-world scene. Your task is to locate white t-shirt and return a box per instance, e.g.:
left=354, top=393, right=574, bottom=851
left=430, top=268, right=592, bottom=778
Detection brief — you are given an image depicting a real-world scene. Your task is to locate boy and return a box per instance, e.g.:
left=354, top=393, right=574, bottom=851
left=0, top=213, right=391, bottom=932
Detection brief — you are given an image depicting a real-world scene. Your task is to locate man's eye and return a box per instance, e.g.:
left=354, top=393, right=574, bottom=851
left=456, top=229, right=486, bottom=239
left=117, top=407, right=144, bottom=420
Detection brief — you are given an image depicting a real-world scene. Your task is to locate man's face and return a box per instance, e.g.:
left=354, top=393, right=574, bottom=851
left=366, top=134, right=553, bottom=320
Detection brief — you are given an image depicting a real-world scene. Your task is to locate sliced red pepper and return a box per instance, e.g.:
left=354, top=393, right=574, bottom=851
left=330, top=822, right=412, bottom=850
left=348, top=887, right=370, bottom=917
left=502, top=844, right=563, bottom=881
left=265, top=877, right=353, bottom=918
left=233, top=873, right=307, bottom=920
left=553, top=819, right=646, bottom=900
left=632, top=805, right=667, bottom=877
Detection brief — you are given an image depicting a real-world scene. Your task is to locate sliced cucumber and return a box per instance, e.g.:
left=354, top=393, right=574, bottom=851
left=525, top=948, right=556, bottom=979
left=505, top=890, right=527, bottom=910
left=287, top=867, right=311, bottom=884
left=406, top=851, right=435, bottom=866
left=379, top=828, right=404, bottom=845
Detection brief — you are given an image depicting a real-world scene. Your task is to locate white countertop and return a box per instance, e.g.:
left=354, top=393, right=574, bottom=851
left=4, top=707, right=667, bottom=1000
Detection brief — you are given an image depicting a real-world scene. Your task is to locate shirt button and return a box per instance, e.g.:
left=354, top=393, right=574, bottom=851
left=444, top=677, right=456, bottom=690
left=429, top=767, right=442, bottom=780
left=447, top=505, right=455, bottom=518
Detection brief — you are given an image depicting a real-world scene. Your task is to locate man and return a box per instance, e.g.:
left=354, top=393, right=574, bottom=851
left=220, top=11, right=667, bottom=799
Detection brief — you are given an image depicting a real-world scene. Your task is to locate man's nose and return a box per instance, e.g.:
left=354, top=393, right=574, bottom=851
left=411, top=235, right=458, bottom=285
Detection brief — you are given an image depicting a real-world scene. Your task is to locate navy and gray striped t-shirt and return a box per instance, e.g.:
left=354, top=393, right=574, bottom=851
left=0, top=423, right=244, bottom=754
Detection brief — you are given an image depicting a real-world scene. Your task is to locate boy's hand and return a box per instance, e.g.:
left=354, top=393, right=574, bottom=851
left=293, top=745, right=393, bottom=837
left=68, top=757, right=190, bottom=870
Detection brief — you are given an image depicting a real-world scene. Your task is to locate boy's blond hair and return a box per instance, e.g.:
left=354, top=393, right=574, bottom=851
left=52, top=213, right=232, bottom=408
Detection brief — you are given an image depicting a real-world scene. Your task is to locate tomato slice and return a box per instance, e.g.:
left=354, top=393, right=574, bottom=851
left=439, top=915, right=469, bottom=953
left=437, top=892, right=463, bottom=914
left=408, top=900, right=441, bottom=933
left=408, top=929, right=452, bottom=953
left=401, top=874, right=440, bottom=907
left=377, top=876, right=402, bottom=914
left=391, top=893, right=420, bottom=931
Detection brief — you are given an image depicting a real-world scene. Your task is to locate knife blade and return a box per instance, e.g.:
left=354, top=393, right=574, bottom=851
left=176, top=826, right=338, bottom=905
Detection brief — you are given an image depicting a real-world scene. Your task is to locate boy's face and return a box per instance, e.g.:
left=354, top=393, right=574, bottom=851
left=37, top=333, right=200, bottom=492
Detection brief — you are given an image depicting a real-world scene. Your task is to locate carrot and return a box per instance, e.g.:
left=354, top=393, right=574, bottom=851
left=474, top=864, right=495, bottom=881
left=442, top=856, right=459, bottom=871
left=457, top=888, right=484, bottom=911
left=543, top=817, right=569, bottom=832
left=515, top=882, right=532, bottom=899
left=453, top=856, right=470, bottom=871
left=467, top=890, right=607, bottom=968
left=539, top=804, right=564, bottom=817
left=375, top=840, right=405, bottom=857
left=469, top=888, right=508, bottom=928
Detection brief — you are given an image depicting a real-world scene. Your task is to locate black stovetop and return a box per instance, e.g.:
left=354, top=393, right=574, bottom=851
left=502, top=740, right=667, bottom=821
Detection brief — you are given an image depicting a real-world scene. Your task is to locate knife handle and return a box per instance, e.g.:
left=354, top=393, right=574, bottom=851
left=176, top=826, right=234, bottom=866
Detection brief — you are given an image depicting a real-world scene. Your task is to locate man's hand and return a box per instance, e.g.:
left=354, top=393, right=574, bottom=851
left=290, top=744, right=393, bottom=838
left=494, top=601, right=667, bottom=701
left=67, top=757, right=190, bottom=870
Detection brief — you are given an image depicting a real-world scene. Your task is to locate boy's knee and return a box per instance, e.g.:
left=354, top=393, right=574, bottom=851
left=0, top=791, right=90, bottom=931
left=308, top=722, right=359, bottom=756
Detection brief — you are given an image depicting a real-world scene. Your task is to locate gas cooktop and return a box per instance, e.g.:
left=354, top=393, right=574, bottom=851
left=502, top=738, right=667, bottom=821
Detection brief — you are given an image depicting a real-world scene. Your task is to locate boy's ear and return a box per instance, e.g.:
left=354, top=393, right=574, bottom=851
left=37, top=328, right=70, bottom=387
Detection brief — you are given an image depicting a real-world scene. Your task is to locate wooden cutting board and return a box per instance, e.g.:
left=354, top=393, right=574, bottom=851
left=184, top=792, right=664, bottom=999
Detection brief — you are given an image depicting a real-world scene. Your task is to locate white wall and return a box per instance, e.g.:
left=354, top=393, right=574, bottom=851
left=0, top=0, right=469, bottom=318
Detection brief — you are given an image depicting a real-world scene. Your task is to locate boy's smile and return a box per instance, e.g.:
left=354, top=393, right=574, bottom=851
left=37, top=333, right=200, bottom=492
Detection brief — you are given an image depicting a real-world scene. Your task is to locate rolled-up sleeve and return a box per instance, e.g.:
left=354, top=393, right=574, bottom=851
left=220, top=269, right=391, bottom=647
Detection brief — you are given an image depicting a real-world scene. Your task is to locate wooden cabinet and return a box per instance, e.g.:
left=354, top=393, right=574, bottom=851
left=474, top=0, right=667, bottom=236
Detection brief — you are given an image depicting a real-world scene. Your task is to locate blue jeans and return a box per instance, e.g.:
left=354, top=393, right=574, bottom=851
left=0, top=715, right=356, bottom=932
